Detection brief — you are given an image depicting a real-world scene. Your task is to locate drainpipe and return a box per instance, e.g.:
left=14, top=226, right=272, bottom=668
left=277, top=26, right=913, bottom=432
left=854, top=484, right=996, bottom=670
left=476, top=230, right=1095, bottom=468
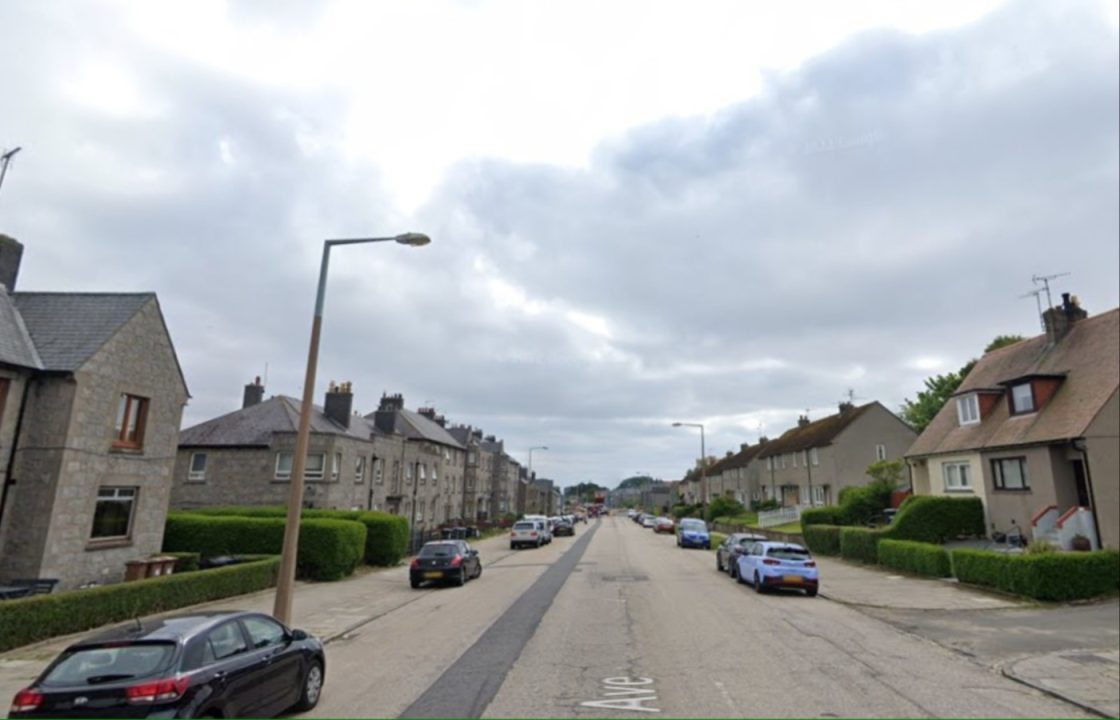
left=1072, top=438, right=1102, bottom=549
left=0, top=377, right=33, bottom=534
left=805, top=450, right=814, bottom=507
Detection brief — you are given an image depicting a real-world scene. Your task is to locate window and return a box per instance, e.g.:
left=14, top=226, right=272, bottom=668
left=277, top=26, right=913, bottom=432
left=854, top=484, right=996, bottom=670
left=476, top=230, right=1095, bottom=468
left=91, top=487, right=137, bottom=540
left=766, top=457, right=773, bottom=471
left=405, top=462, right=412, bottom=484
left=792, top=452, right=798, bottom=468
left=305, top=454, right=325, bottom=480
left=812, top=485, right=825, bottom=505
left=992, top=457, right=1029, bottom=490
left=355, top=455, right=366, bottom=483
left=332, top=452, right=342, bottom=481
left=876, top=444, right=887, bottom=461
left=207, top=622, right=248, bottom=660
left=956, top=394, right=980, bottom=426
left=113, top=393, right=149, bottom=449
left=432, top=466, right=439, bottom=485
left=275, top=452, right=293, bottom=480
left=374, top=458, right=383, bottom=485
left=781, top=454, right=787, bottom=469
left=188, top=452, right=207, bottom=481
left=1010, top=383, right=1035, bottom=414
left=242, top=616, right=286, bottom=650
left=943, top=462, right=971, bottom=491
left=810, top=447, right=819, bottom=466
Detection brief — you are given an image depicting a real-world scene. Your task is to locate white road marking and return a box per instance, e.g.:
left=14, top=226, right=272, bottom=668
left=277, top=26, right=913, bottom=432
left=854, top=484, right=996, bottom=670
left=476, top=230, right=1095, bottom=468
left=581, top=676, right=660, bottom=713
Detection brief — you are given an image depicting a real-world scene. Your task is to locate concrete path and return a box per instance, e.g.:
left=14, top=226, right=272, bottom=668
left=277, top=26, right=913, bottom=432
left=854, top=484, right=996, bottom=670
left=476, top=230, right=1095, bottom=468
left=814, top=555, right=1022, bottom=610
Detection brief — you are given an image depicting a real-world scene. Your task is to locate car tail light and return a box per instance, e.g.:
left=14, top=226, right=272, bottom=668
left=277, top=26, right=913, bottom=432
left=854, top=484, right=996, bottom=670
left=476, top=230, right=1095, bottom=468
left=762, top=558, right=781, bottom=565
left=125, top=677, right=190, bottom=704
left=450, top=555, right=463, bottom=567
left=530, top=532, right=538, bottom=538
left=804, top=561, right=816, bottom=567
left=11, top=689, right=43, bottom=713
left=410, top=558, right=419, bottom=569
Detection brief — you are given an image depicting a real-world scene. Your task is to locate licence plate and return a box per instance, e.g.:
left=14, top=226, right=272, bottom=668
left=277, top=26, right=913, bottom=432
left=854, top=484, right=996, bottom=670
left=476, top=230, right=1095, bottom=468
left=424, top=571, right=442, bottom=579
left=782, top=575, right=803, bottom=583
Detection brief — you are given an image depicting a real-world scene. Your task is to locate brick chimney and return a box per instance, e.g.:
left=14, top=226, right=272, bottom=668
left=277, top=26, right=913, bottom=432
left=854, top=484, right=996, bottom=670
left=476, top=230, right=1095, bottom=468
left=1043, top=293, right=1089, bottom=345
left=740, top=443, right=751, bottom=452
left=838, top=401, right=854, bottom=416
left=243, top=376, right=265, bottom=408
left=0, top=234, right=23, bottom=292
left=324, top=381, right=354, bottom=428
left=374, top=393, right=403, bottom=433
left=797, top=415, right=810, bottom=427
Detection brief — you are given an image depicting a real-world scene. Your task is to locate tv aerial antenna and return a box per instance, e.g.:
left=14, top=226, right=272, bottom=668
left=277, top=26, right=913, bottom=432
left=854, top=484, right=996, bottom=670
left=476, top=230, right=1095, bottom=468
left=1031, top=272, right=1069, bottom=311
left=1018, top=288, right=1046, bottom=331
left=0, top=147, right=22, bottom=200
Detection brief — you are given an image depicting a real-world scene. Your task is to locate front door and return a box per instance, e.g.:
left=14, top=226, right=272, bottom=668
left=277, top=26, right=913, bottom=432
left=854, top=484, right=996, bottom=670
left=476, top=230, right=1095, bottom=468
left=1072, top=460, right=1090, bottom=507
left=782, top=485, right=799, bottom=507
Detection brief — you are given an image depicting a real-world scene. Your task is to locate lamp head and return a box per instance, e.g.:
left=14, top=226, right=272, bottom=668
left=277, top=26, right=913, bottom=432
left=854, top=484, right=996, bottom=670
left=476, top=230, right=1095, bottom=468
left=672, top=422, right=682, bottom=427
left=395, top=232, right=431, bottom=246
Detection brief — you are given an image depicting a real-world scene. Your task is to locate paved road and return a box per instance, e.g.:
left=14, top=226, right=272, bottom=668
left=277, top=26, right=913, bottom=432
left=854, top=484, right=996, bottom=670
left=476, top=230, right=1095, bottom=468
left=310, top=516, right=1087, bottom=718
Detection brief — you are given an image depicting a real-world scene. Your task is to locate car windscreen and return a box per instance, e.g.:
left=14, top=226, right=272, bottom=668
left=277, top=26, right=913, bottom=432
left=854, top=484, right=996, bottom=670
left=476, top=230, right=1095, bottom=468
left=419, top=544, right=459, bottom=558
left=42, top=642, right=177, bottom=686
left=512, top=522, right=536, bottom=530
left=767, top=547, right=811, bottom=561
left=679, top=520, right=707, bottom=531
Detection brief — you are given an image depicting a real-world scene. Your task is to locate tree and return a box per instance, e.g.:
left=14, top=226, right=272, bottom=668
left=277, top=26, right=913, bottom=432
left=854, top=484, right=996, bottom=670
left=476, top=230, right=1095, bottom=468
left=900, top=334, right=1020, bottom=433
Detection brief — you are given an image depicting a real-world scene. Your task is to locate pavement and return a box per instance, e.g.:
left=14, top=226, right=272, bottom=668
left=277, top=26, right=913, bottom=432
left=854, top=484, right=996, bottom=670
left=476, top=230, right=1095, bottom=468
left=0, top=527, right=1115, bottom=717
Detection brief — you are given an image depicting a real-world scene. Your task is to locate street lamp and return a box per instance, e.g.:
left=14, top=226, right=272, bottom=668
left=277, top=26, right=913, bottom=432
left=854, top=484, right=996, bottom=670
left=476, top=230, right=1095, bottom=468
left=672, top=422, right=706, bottom=505
left=273, top=232, right=430, bottom=625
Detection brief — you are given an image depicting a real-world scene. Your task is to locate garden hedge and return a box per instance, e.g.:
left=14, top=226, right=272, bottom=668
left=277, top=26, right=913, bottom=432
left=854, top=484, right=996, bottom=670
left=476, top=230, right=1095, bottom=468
left=163, top=514, right=365, bottom=581
left=173, top=506, right=409, bottom=566
left=0, top=556, right=280, bottom=653
left=877, top=539, right=951, bottom=578
left=802, top=525, right=842, bottom=556
left=163, top=551, right=201, bottom=573
left=839, top=527, right=881, bottom=564
left=951, top=548, right=1119, bottom=601
left=801, top=506, right=847, bottom=529
left=888, top=495, right=984, bottom=543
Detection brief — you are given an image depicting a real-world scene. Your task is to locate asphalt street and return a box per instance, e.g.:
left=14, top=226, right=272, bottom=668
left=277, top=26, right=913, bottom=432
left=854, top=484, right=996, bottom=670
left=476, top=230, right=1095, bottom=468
left=308, top=516, right=1088, bottom=718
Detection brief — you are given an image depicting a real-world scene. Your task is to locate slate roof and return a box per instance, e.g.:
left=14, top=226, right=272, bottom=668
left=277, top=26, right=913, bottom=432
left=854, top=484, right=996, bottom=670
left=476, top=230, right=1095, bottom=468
left=0, top=290, right=42, bottom=369
left=180, top=395, right=374, bottom=447
left=363, top=407, right=465, bottom=449
left=755, top=402, right=879, bottom=458
left=11, top=292, right=153, bottom=371
left=907, top=308, right=1120, bottom=457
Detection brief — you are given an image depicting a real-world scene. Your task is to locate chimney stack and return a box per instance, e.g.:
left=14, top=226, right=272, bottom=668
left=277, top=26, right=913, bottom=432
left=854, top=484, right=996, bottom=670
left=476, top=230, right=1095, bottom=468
left=1042, top=292, right=1088, bottom=345
left=324, top=381, right=354, bottom=429
left=838, top=401, right=854, bottom=415
left=798, top=415, right=810, bottom=427
left=740, top=443, right=751, bottom=452
left=243, top=376, right=264, bottom=408
left=373, top=392, right=403, bottom=433
left=0, top=234, right=24, bottom=293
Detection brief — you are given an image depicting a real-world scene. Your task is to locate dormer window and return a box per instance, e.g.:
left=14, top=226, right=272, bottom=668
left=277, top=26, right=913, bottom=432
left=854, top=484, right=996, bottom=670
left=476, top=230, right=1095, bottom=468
left=956, top=394, right=980, bottom=426
left=1010, top=383, right=1035, bottom=414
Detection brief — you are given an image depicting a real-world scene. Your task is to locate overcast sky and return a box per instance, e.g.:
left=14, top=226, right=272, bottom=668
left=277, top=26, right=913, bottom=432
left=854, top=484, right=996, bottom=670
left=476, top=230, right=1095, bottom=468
left=1, top=0, right=1117, bottom=489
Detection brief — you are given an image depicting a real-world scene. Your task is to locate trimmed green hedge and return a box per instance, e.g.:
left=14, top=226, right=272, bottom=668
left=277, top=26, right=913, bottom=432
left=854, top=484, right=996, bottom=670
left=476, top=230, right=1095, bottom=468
left=878, top=539, right=951, bottom=578
left=163, top=551, right=201, bottom=573
left=801, top=506, right=847, bottom=529
left=176, top=506, right=408, bottom=566
left=840, top=527, right=881, bottom=564
left=709, top=532, right=727, bottom=551
left=952, top=548, right=1120, bottom=601
left=889, top=495, right=984, bottom=543
left=803, top=525, right=842, bottom=556
left=163, top=514, right=365, bottom=581
left=0, top=557, right=280, bottom=653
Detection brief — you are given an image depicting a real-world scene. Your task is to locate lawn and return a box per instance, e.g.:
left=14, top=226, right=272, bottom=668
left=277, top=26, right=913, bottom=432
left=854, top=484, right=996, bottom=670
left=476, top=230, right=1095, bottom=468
left=766, top=521, right=804, bottom=535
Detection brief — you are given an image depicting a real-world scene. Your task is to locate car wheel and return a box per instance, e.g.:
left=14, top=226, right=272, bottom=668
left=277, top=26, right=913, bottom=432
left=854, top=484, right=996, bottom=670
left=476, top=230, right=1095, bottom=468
left=293, top=660, right=324, bottom=711
left=410, top=578, right=421, bottom=589
left=454, top=568, right=466, bottom=587
left=716, top=555, right=723, bottom=572
left=806, top=587, right=818, bottom=597
left=475, top=564, right=483, bottom=579
left=730, top=562, right=739, bottom=581
left=754, top=572, right=765, bottom=593
left=510, top=543, right=517, bottom=550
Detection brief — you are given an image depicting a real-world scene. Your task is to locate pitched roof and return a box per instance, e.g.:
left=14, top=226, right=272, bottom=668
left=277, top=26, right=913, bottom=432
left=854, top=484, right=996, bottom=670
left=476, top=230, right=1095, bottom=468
left=362, top=407, right=465, bottom=450
left=0, top=290, right=42, bottom=369
left=10, top=292, right=153, bottom=371
left=179, top=395, right=374, bottom=447
left=907, top=308, right=1120, bottom=457
left=756, top=402, right=878, bottom=458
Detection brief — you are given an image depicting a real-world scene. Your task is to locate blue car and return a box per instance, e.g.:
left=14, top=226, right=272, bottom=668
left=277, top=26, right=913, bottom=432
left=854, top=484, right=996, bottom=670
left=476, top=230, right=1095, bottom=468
left=676, top=518, right=710, bottom=549
left=735, top=541, right=819, bottom=596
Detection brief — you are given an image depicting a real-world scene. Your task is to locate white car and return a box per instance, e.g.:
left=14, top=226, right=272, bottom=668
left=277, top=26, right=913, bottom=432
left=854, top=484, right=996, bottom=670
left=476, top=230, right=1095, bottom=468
left=521, top=515, right=552, bottom=543
left=640, top=514, right=656, bottom=529
left=510, top=520, right=545, bottom=549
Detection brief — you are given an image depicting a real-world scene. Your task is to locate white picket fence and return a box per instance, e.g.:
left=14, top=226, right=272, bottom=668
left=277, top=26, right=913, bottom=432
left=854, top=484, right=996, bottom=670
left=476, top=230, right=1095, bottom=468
left=758, top=505, right=803, bottom=528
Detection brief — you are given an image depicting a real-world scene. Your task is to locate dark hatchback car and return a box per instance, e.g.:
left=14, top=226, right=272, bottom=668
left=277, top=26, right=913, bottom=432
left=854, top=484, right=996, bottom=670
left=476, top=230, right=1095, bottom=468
left=716, top=533, right=768, bottom=578
left=8, top=610, right=324, bottom=718
left=409, top=540, right=482, bottom=588
left=552, top=521, right=575, bottom=537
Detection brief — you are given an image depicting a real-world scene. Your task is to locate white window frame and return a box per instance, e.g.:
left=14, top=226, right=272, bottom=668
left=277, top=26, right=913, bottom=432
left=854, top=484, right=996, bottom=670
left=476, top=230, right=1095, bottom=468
left=355, top=455, right=366, bottom=483
left=876, top=444, right=887, bottom=461
left=275, top=452, right=293, bottom=480
left=943, top=461, right=972, bottom=491
left=374, top=458, right=383, bottom=485
left=419, top=464, right=427, bottom=485
left=956, top=394, right=980, bottom=426
left=90, top=486, right=138, bottom=540
left=792, top=452, right=798, bottom=468
left=810, top=447, right=819, bottom=466
left=812, top=485, right=825, bottom=505
left=188, top=452, right=207, bottom=481
left=305, top=453, right=325, bottom=481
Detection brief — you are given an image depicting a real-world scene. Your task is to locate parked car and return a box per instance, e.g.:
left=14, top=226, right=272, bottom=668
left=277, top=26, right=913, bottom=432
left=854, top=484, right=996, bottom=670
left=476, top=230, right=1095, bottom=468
left=716, top=533, right=768, bottom=577
left=640, top=514, right=657, bottom=529
left=522, top=515, right=553, bottom=543
left=510, top=520, right=545, bottom=549
left=676, top=518, right=710, bottom=548
left=410, top=540, right=482, bottom=588
left=553, top=520, right=575, bottom=537
left=8, top=610, right=324, bottom=718
left=654, top=517, right=675, bottom=534
left=735, top=541, right=819, bottom=596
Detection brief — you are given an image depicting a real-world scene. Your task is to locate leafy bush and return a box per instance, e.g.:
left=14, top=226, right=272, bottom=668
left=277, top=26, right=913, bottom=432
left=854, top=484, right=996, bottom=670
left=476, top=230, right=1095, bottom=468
left=0, top=557, right=280, bottom=653
left=840, top=527, right=881, bottom=564
left=802, top=525, right=842, bottom=556
left=175, top=506, right=408, bottom=566
left=887, top=496, right=984, bottom=543
left=801, top=506, right=847, bottom=529
left=952, top=548, right=1120, bottom=601
left=672, top=503, right=702, bottom=520
left=163, top=514, right=366, bottom=581
left=706, top=496, right=745, bottom=522
left=878, top=539, right=951, bottom=577
left=752, top=498, right=780, bottom=512
left=708, top=532, right=727, bottom=551
left=1025, top=540, right=1057, bottom=555
left=163, top=551, right=201, bottom=573
left=837, top=477, right=896, bottom=526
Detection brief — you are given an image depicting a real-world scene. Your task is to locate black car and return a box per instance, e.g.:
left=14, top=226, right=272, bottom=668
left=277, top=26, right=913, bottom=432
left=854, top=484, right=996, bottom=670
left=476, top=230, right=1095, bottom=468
left=409, top=540, right=482, bottom=588
left=8, top=610, right=325, bottom=718
left=553, top=521, right=575, bottom=537
left=716, top=533, right=768, bottom=578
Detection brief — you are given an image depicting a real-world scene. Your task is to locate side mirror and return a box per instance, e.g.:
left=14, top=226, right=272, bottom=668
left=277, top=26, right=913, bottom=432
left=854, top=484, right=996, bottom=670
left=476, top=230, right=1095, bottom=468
left=290, top=629, right=309, bottom=642
left=470, top=550, right=479, bottom=557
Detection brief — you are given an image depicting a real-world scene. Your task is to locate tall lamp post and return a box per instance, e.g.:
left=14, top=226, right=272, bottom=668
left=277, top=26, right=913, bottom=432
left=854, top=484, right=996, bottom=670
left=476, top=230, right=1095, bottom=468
left=273, top=232, right=430, bottom=625
left=672, top=422, right=706, bottom=506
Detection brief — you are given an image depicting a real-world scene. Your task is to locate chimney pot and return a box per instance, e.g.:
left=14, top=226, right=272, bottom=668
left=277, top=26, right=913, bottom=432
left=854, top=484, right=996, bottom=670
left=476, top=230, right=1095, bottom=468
left=243, top=378, right=265, bottom=408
